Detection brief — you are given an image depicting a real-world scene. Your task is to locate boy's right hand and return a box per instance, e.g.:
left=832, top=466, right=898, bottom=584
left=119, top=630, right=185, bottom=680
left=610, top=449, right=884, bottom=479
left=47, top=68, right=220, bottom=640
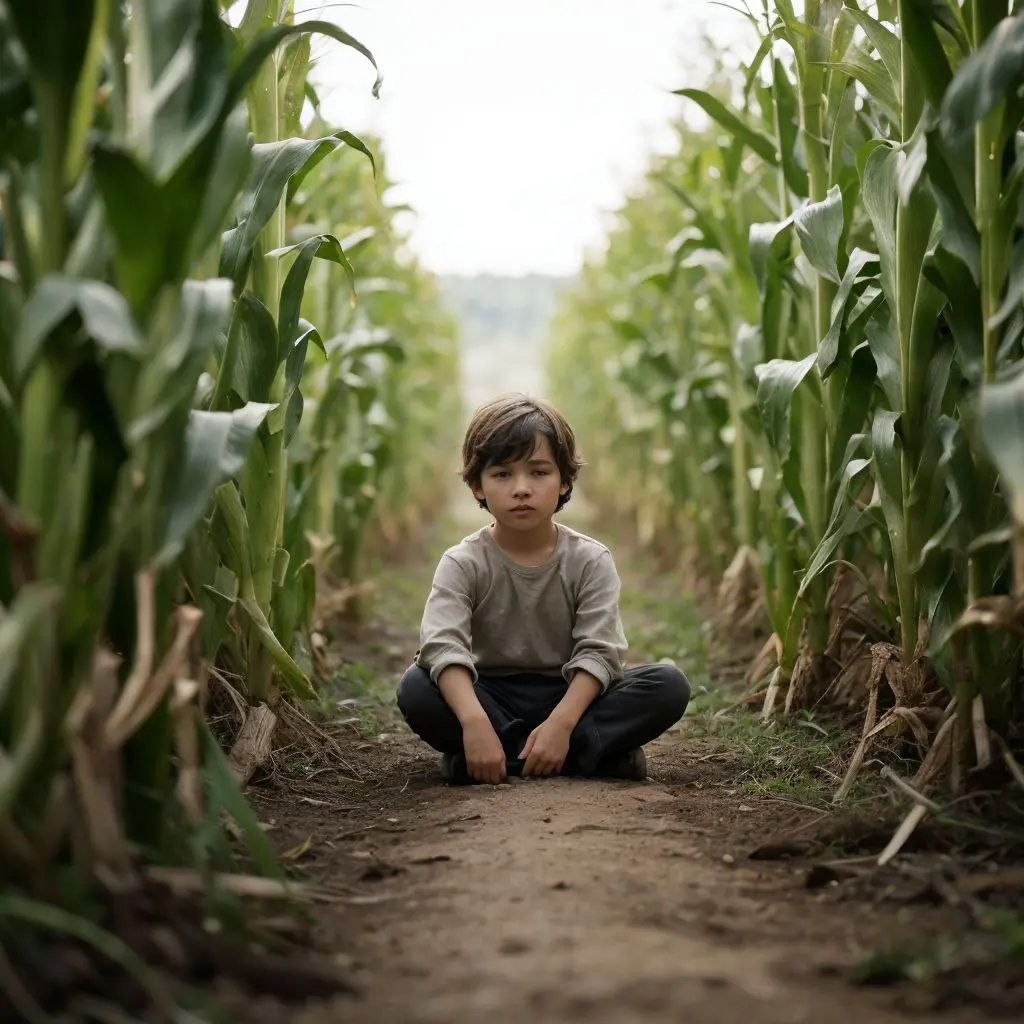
left=462, top=716, right=507, bottom=784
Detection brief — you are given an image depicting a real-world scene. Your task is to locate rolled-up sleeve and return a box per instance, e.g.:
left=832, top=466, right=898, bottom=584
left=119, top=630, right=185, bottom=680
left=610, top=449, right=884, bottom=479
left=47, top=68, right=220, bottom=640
left=563, top=550, right=627, bottom=691
left=416, top=554, right=477, bottom=683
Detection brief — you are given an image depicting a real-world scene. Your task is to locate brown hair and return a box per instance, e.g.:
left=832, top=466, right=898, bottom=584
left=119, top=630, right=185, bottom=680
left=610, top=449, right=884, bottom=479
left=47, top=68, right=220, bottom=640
left=461, top=394, right=584, bottom=511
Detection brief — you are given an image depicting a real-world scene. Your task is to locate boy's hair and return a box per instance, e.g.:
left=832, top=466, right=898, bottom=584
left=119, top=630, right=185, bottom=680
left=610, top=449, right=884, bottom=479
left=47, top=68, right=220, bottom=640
left=461, top=394, right=584, bottom=511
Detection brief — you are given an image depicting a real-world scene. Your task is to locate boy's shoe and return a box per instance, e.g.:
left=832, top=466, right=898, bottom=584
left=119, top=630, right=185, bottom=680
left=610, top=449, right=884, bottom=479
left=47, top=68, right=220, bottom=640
left=593, top=747, right=647, bottom=781
left=440, top=753, right=474, bottom=786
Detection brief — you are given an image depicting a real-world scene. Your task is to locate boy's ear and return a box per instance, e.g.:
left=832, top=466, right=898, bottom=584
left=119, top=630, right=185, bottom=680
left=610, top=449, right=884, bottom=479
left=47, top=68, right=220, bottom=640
left=470, top=481, right=486, bottom=502
left=560, top=480, right=569, bottom=495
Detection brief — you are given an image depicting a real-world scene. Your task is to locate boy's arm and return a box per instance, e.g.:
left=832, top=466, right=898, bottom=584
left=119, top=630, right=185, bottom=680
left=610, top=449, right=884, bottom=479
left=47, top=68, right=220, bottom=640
left=418, top=554, right=477, bottom=684
left=562, top=550, right=628, bottom=692
left=420, top=556, right=506, bottom=784
left=520, top=669, right=601, bottom=777
left=436, top=664, right=487, bottom=724
left=547, top=669, right=602, bottom=728
left=521, top=553, right=626, bottom=777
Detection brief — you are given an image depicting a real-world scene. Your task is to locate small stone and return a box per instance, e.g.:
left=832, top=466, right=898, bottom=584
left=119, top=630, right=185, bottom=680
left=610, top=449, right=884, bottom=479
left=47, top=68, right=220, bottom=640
left=499, top=937, right=530, bottom=955
left=738, top=804, right=753, bottom=812
left=552, top=881, right=570, bottom=890
left=722, top=854, right=735, bottom=865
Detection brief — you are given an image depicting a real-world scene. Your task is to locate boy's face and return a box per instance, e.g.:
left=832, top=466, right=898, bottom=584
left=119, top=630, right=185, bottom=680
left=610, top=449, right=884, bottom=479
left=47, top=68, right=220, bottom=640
left=472, top=433, right=569, bottom=531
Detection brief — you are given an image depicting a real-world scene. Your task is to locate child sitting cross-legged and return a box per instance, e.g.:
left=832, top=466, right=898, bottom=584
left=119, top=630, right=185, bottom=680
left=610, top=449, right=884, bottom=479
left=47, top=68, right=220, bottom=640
left=396, top=393, right=690, bottom=785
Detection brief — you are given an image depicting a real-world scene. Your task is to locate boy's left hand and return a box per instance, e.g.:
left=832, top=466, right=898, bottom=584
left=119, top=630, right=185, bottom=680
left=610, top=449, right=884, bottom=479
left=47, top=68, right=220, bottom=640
left=520, top=718, right=572, bottom=777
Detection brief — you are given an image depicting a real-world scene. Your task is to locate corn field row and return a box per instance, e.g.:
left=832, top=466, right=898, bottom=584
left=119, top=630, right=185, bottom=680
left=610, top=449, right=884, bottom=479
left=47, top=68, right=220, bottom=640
left=549, top=0, right=1024, bottom=797
left=0, top=0, right=461, bottom=904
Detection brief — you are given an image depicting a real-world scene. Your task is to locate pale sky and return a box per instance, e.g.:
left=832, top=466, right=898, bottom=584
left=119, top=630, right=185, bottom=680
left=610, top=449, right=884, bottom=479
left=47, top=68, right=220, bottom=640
left=303, top=1, right=753, bottom=275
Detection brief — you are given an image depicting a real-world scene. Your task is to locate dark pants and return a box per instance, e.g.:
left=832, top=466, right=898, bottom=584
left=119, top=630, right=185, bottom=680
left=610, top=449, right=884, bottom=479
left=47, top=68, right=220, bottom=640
left=396, top=663, right=690, bottom=774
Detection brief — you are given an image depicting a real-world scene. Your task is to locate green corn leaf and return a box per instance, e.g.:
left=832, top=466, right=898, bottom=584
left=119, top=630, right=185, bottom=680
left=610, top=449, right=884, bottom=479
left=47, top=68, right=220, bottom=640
left=941, top=16, right=1024, bottom=138
left=0, top=264, right=22, bottom=393
left=798, top=453, right=874, bottom=598
left=188, top=103, right=254, bottom=269
left=237, top=596, right=316, bottom=700
left=282, top=387, right=304, bottom=447
left=268, top=321, right=323, bottom=441
left=128, top=278, right=234, bottom=443
left=841, top=6, right=902, bottom=91
left=13, top=275, right=143, bottom=380
left=657, top=178, right=727, bottom=254
left=865, top=309, right=902, bottom=412
left=754, top=354, right=817, bottom=463
left=212, top=482, right=254, bottom=593
left=794, top=185, right=844, bottom=285
left=748, top=218, right=793, bottom=296
left=4, top=1, right=96, bottom=133
left=199, top=719, right=286, bottom=879
left=743, top=27, right=783, bottom=101
left=327, top=328, right=405, bottom=365
left=335, top=129, right=378, bottom=184
left=0, top=383, right=17, bottom=502
left=63, top=0, right=108, bottom=184
left=126, top=0, right=229, bottom=182
left=915, top=415, right=979, bottom=569
left=270, top=233, right=357, bottom=359
left=90, top=145, right=173, bottom=315
left=924, top=569, right=964, bottom=686
left=771, top=58, right=809, bottom=198
left=979, top=370, right=1024, bottom=523
left=673, top=88, right=779, bottom=165
left=228, top=18, right=382, bottom=111
left=829, top=342, right=879, bottom=483
left=990, top=238, right=1024, bottom=329
left=152, top=402, right=276, bottom=569
left=0, top=13, right=34, bottom=166
left=230, top=290, right=279, bottom=404
left=0, top=582, right=62, bottom=714
left=219, top=134, right=349, bottom=288
left=899, top=0, right=955, bottom=111
left=925, top=128, right=981, bottom=283
left=861, top=144, right=899, bottom=309
left=826, top=55, right=901, bottom=129
left=279, top=35, right=312, bottom=138
left=828, top=79, right=859, bottom=189
left=871, top=408, right=912, bottom=599
left=927, top=249, right=982, bottom=377
left=919, top=331, right=955, bottom=442
left=818, top=250, right=882, bottom=377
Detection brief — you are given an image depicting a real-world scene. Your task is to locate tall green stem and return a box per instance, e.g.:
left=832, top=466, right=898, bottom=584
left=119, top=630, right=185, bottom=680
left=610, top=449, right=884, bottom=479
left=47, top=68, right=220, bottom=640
left=796, top=0, right=835, bottom=655
left=243, top=3, right=288, bottom=702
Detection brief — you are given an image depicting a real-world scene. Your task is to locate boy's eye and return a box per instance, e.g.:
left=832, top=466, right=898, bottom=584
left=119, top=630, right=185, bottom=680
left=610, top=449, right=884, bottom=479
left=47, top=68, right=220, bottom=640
left=533, top=470, right=549, bottom=476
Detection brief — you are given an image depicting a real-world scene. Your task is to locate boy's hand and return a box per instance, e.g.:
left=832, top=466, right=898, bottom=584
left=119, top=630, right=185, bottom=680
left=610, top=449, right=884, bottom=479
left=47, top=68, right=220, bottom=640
left=520, top=718, right=572, bottom=777
left=462, top=716, right=507, bottom=784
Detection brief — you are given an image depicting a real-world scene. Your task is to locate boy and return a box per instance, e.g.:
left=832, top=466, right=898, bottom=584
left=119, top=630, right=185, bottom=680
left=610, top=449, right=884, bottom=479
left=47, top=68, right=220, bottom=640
left=396, top=394, right=690, bottom=785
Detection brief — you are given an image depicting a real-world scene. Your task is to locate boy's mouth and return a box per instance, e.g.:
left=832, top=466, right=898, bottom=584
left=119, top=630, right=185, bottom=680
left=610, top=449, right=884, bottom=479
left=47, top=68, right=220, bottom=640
left=510, top=505, right=534, bottom=512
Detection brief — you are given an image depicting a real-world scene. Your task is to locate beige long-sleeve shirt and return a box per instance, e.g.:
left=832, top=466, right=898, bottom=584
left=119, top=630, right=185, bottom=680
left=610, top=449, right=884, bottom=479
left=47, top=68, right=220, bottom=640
left=415, top=523, right=628, bottom=692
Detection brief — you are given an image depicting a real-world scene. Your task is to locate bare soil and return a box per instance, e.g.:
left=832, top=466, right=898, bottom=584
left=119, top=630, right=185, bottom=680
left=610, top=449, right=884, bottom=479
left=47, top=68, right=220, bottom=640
left=218, top=726, right=1021, bottom=1024
left=207, top=524, right=1024, bottom=1024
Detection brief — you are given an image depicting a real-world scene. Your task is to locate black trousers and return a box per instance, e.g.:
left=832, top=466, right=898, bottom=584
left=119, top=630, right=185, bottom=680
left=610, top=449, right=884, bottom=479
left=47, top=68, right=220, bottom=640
left=396, top=663, right=690, bottom=774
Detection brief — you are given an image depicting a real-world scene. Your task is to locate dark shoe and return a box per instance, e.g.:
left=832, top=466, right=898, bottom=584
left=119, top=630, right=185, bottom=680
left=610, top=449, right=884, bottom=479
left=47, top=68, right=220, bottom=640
left=440, top=753, right=474, bottom=786
left=594, top=748, right=647, bottom=781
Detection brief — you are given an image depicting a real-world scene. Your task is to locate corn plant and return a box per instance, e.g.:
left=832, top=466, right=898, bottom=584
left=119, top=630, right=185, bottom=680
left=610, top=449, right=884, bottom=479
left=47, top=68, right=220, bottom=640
left=0, top=0, right=457, bottom=921
left=286, top=131, right=462, bottom=594
left=549, top=1, right=1024, bottom=792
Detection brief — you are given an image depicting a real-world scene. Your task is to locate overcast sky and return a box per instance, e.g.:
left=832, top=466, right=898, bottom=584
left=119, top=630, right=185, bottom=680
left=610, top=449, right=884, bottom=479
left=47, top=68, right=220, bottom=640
left=303, top=1, right=753, bottom=276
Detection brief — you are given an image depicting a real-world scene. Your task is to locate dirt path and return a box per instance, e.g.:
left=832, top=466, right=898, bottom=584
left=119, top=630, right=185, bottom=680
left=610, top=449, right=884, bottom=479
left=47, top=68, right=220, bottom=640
left=223, top=521, right=1019, bottom=1023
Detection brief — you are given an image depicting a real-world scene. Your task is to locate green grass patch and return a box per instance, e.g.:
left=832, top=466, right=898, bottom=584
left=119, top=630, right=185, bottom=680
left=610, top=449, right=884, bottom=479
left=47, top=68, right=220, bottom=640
left=615, top=555, right=882, bottom=809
